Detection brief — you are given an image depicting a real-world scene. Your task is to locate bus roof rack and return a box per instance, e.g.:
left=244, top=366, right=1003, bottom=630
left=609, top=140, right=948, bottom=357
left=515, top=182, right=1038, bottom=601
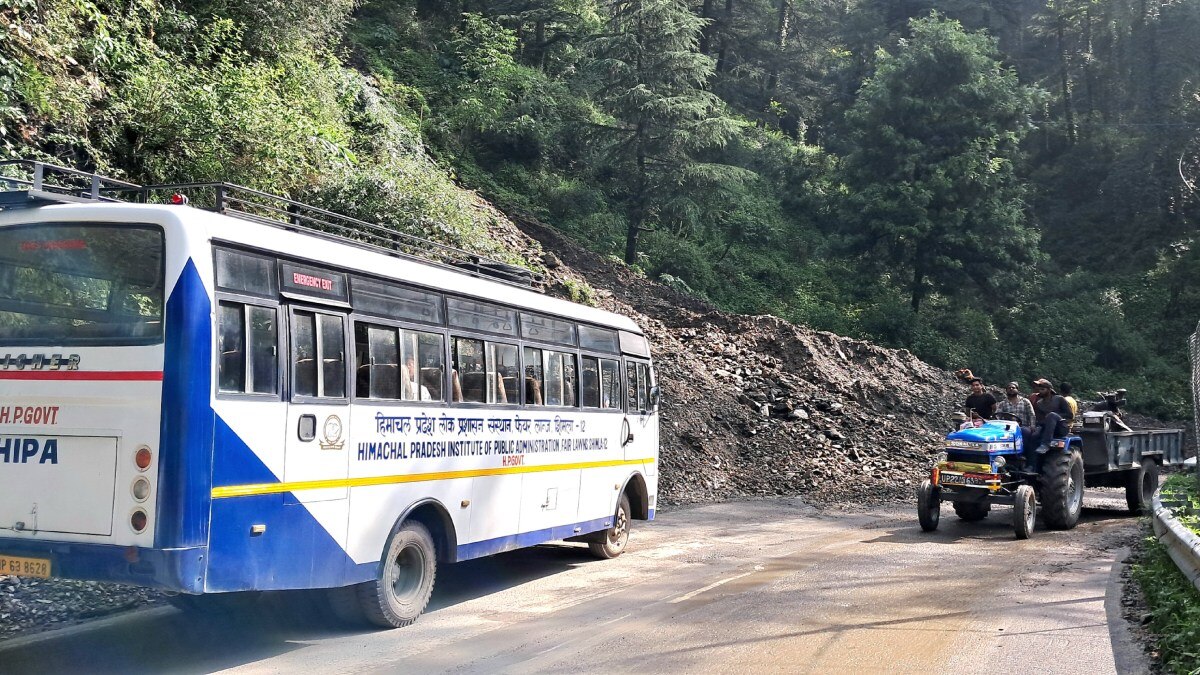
left=0, top=160, right=542, bottom=291
left=0, top=159, right=140, bottom=208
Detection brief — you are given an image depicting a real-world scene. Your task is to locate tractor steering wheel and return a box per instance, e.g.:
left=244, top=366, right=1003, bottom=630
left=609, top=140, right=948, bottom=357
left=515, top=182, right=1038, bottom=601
left=993, top=411, right=1019, bottom=422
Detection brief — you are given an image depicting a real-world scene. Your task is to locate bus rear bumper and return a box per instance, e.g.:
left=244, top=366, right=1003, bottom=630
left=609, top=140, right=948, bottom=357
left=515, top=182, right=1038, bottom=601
left=0, top=538, right=206, bottom=593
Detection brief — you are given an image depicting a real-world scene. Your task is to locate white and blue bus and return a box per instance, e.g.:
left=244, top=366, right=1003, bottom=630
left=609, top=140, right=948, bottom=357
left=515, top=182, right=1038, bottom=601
left=0, top=161, right=658, bottom=628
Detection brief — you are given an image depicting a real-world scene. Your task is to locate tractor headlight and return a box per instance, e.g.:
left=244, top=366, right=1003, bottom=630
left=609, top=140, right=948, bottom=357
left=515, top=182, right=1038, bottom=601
left=994, top=456, right=1006, bottom=470
left=935, top=452, right=948, bottom=464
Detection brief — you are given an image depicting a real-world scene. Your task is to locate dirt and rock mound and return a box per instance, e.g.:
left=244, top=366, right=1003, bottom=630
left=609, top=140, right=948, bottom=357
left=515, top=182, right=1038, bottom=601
left=508, top=215, right=963, bottom=506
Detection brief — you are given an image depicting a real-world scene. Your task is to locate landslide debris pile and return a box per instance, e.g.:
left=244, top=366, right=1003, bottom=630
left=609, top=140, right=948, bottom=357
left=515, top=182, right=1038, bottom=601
left=507, top=214, right=963, bottom=506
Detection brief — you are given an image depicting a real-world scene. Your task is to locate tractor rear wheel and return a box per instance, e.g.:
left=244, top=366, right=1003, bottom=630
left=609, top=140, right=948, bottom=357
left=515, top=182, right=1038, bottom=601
left=1040, top=447, right=1084, bottom=530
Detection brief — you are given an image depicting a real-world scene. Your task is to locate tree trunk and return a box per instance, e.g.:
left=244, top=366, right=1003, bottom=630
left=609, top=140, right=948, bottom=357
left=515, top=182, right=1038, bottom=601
left=1056, top=7, right=1076, bottom=146
left=534, top=19, right=546, bottom=70
left=698, top=0, right=715, bottom=54
left=625, top=118, right=648, bottom=264
left=763, top=0, right=790, bottom=121
left=910, top=259, right=926, bottom=313
left=715, top=0, right=733, bottom=74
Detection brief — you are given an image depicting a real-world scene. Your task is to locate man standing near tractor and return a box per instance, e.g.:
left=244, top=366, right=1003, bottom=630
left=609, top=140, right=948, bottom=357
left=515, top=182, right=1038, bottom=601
left=964, top=377, right=997, bottom=421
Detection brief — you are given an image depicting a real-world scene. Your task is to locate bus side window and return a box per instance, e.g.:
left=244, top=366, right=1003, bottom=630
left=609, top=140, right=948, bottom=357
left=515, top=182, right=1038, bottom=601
left=248, top=306, right=278, bottom=394
left=581, top=357, right=600, bottom=408
left=452, top=337, right=486, bottom=403
left=486, top=342, right=518, bottom=404
left=524, top=346, right=543, bottom=405
left=599, top=359, right=621, bottom=409
left=539, top=350, right=577, bottom=407
left=218, top=301, right=278, bottom=395
left=637, top=363, right=651, bottom=412
left=403, top=329, right=445, bottom=402
left=355, top=323, right=399, bottom=400
left=318, top=314, right=346, bottom=398
left=218, top=302, right=246, bottom=392
left=626, top=361, right=639, bottom=412
left=293, top=312, right=318, bottom=397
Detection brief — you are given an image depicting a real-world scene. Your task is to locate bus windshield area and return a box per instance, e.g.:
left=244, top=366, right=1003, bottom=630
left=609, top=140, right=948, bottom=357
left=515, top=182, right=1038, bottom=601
left=0, top=223, right=165, bottom=345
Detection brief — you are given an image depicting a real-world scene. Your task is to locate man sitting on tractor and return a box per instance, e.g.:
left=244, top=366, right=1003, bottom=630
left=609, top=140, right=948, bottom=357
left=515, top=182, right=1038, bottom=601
left=995, top=381, right=1035, bottom=427
left=1026, top=378, right=1074, bottom=468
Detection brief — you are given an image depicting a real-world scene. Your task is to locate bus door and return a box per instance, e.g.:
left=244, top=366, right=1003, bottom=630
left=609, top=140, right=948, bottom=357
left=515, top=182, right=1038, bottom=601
left=623, top=360, right=657, bottom=461
left=284, top=306, right=351, bottom=502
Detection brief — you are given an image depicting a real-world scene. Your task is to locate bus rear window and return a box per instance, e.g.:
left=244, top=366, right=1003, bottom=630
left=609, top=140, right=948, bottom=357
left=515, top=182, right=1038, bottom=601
left=0, top=224, right=165, bottom=345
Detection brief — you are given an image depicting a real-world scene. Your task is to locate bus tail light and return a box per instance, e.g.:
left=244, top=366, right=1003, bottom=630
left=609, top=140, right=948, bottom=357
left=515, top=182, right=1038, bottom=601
left=135, top=446, right=152, bottom=471
left=132, top=477, right=151, bottom=501
left=130, top=509, right=148, bottom=533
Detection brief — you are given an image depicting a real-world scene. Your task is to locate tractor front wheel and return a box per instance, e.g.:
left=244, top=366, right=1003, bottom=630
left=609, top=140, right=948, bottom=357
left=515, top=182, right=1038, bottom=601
left=917, top=480, right=941, bottom=532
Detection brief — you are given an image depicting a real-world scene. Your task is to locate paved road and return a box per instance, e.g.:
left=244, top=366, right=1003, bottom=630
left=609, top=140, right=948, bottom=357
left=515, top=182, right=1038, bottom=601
left=0, top=491, right=1147, bottom=674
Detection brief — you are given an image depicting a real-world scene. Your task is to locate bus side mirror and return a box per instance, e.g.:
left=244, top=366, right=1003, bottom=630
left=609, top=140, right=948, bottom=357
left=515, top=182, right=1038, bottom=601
left=649, top=385, right=661, bottom=410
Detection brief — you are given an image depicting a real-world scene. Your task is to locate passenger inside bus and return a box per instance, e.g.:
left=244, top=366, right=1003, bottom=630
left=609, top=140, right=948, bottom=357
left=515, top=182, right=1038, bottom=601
left=402, top=356, right=432, bottom=401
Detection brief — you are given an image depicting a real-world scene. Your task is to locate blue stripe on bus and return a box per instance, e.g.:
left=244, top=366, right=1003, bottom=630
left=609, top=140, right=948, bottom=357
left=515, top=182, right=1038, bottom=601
left=455, top=516, right=614, bottom=561
left=211, top=415, right=281, bottom=488
left=0, top=537, right=206, bottom=592
left=156, top=259, right=215, bottom=553
left=205, top=412, right=370, bottom=591
left=206, top=491, right=373, bottom=591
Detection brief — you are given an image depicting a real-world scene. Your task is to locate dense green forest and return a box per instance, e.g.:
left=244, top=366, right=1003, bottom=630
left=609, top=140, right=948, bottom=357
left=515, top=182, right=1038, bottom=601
left=2, top=0, right=1198, bottom=417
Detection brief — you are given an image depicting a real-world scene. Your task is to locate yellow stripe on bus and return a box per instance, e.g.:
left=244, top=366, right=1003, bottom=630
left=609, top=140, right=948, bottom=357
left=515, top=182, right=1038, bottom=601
left=210, top=457, right=655, bottom=499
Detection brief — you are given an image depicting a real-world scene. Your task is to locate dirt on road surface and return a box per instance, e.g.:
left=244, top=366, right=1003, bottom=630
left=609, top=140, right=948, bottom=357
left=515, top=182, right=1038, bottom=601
left=0, top=490, right=1148, bottom=674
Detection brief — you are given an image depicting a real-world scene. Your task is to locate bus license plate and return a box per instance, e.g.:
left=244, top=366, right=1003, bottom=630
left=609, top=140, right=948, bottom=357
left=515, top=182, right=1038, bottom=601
left=0, top=554, right=51, bottom=579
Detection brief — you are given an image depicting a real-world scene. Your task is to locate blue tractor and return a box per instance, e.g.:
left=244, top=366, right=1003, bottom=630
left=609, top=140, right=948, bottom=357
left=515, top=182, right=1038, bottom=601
left=916, top=415, right=1084, bottom=539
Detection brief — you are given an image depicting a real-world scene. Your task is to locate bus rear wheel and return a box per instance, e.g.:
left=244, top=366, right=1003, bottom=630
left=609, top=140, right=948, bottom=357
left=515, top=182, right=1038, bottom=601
left=357, top=520, right=437, bottom=629
left=589, top=493, right=631, bottom=559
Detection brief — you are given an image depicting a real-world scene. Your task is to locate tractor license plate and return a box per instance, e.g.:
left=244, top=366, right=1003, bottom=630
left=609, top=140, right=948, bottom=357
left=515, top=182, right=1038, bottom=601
left=0, top=553, right=51, bottom=579
left=939, top=473, right=965, bottom=485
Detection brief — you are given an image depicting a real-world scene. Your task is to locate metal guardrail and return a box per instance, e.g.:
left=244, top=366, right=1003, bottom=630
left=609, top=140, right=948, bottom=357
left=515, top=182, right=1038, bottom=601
left=1151, top=490, right=1200, bottom=593
left=1191, top=321, right=1200, bottom=489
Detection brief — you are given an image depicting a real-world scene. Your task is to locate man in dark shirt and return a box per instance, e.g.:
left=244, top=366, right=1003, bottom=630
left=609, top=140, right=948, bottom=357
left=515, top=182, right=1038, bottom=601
left=964, top=377, right=996, bottom=421
left=1025, top=378, right=1074, bottom=469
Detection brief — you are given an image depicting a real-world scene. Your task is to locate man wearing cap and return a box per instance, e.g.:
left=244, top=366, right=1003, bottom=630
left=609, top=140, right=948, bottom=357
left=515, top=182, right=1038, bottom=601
left=1025, top=378, right=1074, bottom=469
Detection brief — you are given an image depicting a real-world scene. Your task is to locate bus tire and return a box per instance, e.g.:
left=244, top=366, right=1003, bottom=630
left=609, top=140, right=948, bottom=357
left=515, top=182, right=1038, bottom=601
left=358, top=520, right=437, bottom=629
left=1125, top=457, right=1159, bottom=513
left=589, top=493, right=631, bottom=559
left=326, top=585, right=367, bottom=626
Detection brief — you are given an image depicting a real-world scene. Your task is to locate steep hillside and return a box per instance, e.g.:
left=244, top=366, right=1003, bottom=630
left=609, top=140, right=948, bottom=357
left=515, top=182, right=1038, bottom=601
left=474, top=203, right=964, bottom=506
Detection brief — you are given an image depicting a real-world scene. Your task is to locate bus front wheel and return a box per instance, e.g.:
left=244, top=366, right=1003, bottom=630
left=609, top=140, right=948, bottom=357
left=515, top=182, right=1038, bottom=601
left=589, top=493, right=631, bottom=559
left=358, top=520, right=437, bottom=629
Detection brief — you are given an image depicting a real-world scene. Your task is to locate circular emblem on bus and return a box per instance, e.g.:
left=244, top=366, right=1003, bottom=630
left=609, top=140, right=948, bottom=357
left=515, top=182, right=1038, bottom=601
left=320, top=415, right=345, bottom=450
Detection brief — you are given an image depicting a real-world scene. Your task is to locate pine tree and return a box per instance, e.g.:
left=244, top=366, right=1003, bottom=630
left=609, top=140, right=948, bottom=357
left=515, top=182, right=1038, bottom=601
left=585, top=0, right=743, bottom=264
left=838, top=14, right=1041, bottom=313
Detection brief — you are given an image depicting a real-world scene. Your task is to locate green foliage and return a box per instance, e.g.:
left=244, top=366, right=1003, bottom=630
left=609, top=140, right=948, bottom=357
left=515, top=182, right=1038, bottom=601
left=838, top=13, right=1042, bottom=313
left=561, top=277, right=598, bottom=306
left=2, top=0, right=1197, bottom=420
left=585, top=0, right=746, bottom=263
left=173, top=0, right=355, bottom=56
left=1134, top=474, right=1200, bottom=674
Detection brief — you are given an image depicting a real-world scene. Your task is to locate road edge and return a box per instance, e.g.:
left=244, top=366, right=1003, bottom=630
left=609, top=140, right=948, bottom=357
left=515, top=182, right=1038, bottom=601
left=0, top=605, right=175, bottom=653
left=1106, top=546, right=1151, bottom=675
